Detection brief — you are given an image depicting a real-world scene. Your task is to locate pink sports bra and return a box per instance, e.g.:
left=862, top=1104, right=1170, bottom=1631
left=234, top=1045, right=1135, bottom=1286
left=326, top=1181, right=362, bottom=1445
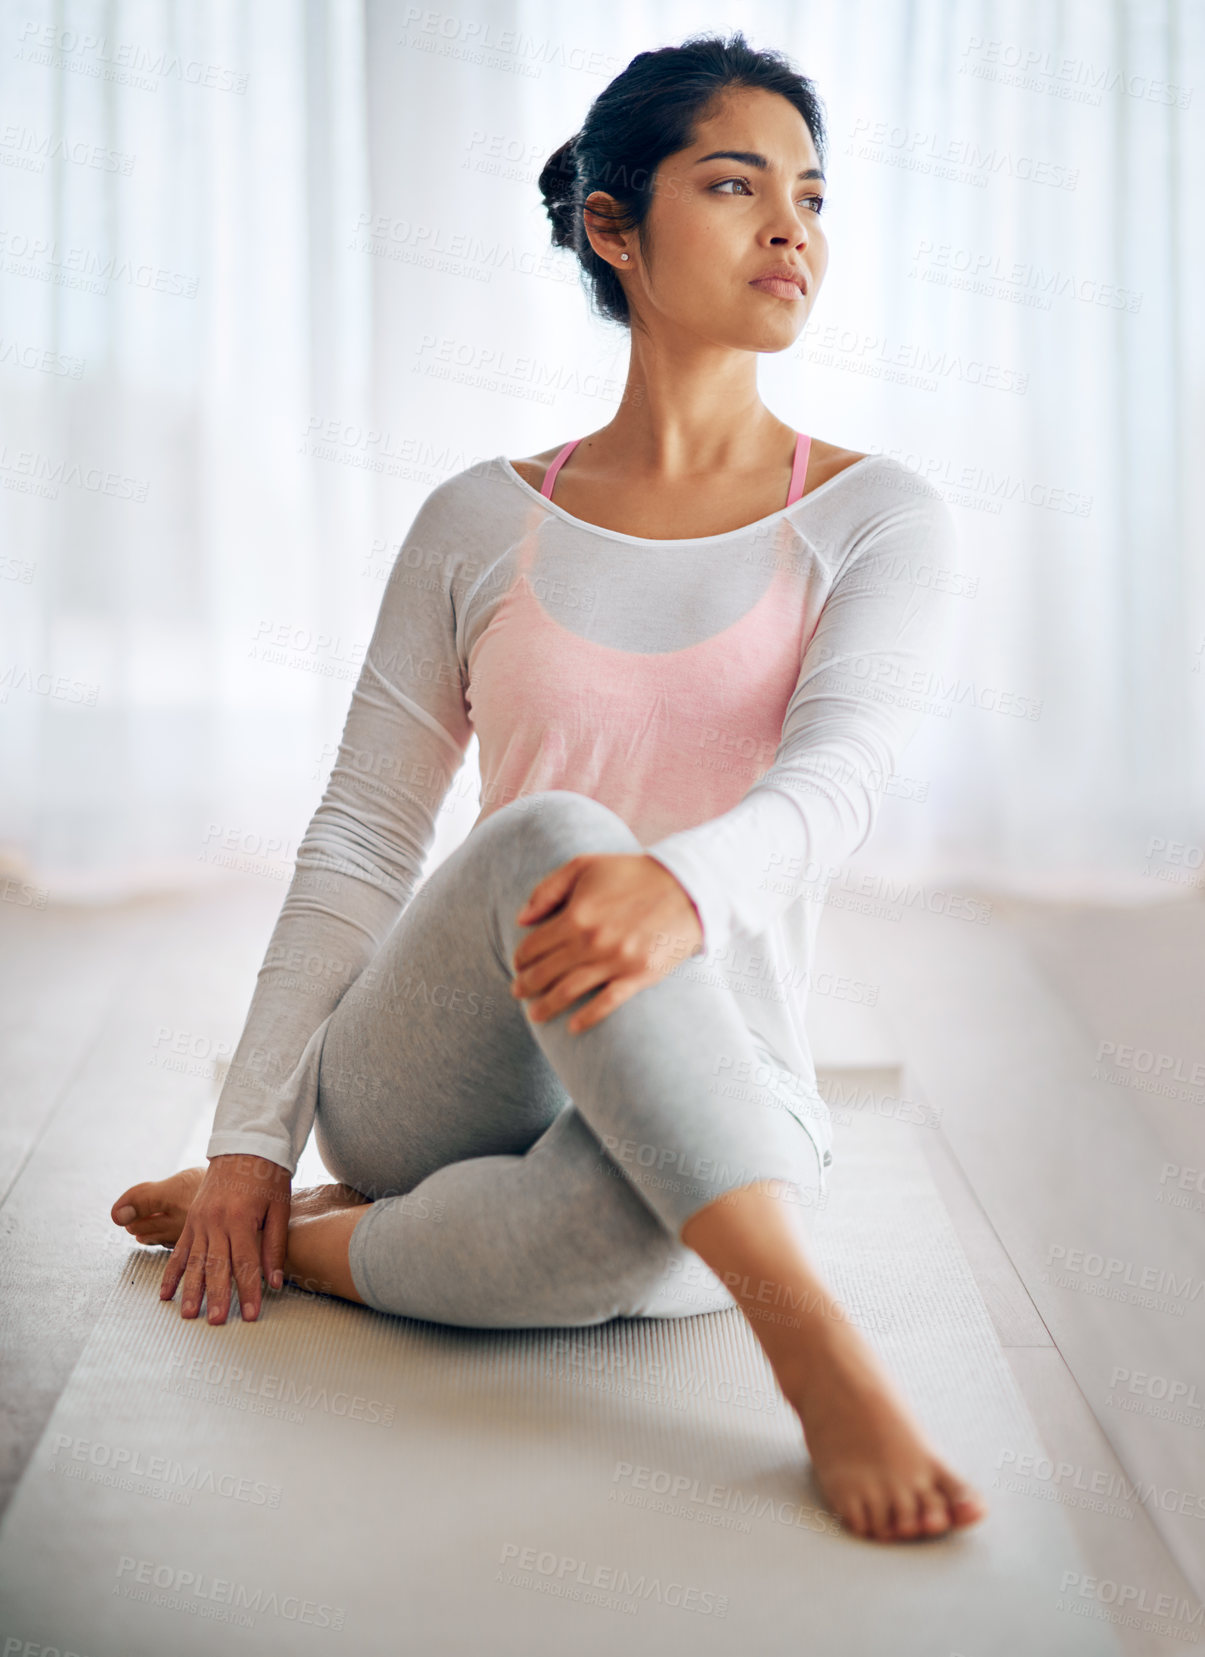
left=540, top=430, right=812, bottom=508
left=465, top=434, right=817, bottom=848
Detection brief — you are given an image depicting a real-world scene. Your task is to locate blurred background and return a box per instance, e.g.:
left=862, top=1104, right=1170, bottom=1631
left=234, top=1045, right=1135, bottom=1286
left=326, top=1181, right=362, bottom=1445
left=1, top=0, right=1201, bottom=902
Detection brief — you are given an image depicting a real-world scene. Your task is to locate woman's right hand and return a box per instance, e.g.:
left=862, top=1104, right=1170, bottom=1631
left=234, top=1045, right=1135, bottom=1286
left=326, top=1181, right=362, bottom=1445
left=159, top=1153, right=292, bottom=1324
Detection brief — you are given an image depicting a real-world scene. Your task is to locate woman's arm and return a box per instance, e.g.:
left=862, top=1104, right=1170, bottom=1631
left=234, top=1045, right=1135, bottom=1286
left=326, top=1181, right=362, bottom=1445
left=644, top=470, right=963, bottom=959
left=205, top=485, right=475, bottom=1174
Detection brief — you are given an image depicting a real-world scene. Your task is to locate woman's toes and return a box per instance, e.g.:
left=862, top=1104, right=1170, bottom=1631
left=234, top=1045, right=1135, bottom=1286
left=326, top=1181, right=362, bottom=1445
left=949, top=1497, right=986, bottom=1528
left=891, top=1488, right=923, bottom=1539
left=918, top=1487, right=953, bottom=1535
left=935, top=1470, right=986, bottom=1528
left=113, top=1169, right=205, bottom=1226
left=112, top=1170, right=205, bottom=1244
left=862, top=1487, right=894, bottom=1541
left=127, top=1220, right=172, bottom=1245
left=125, top=1209, right=169, bottom=1236
left=111, top=1182, right=163, bottom=1225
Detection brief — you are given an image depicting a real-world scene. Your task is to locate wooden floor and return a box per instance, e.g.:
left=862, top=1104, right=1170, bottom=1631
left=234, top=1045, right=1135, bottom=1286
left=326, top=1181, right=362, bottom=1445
left=1, top=873, right=1201, bottom=1652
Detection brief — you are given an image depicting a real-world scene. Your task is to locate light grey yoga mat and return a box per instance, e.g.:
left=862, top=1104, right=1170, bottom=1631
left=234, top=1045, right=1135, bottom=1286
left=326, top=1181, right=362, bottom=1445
left=0, top=1105, right=1122, bottom=1656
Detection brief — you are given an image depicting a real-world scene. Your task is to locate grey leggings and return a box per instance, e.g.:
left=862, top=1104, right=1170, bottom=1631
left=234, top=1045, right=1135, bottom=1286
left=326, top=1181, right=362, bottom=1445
left=313, top=790, right=824, bottom=1328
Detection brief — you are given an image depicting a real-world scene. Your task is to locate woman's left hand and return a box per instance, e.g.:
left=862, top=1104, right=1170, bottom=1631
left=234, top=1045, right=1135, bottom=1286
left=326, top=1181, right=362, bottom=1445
left=510, top=853, right=704, bottom=1034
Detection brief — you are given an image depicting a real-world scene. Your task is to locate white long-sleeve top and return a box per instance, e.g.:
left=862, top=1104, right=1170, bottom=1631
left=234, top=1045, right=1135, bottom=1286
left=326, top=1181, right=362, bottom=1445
left=206, top=450, right=961, bottom=1190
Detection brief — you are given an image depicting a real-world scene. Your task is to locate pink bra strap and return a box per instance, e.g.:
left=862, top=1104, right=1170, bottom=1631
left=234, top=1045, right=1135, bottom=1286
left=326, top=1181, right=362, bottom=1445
left=786, top=430, right=811, bottom=505
left=540, top=438, right=580, bottom=500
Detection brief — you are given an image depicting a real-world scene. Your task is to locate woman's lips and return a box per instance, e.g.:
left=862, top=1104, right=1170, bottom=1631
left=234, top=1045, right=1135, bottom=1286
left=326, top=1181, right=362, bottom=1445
left=749, top=277, right=804, bottom=300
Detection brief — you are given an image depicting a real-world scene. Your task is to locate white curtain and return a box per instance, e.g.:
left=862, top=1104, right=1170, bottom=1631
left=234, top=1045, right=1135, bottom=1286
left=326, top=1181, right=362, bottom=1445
left=0, top=0, right=375, bottom=897
left=2, top=0, right=1201, bottom=901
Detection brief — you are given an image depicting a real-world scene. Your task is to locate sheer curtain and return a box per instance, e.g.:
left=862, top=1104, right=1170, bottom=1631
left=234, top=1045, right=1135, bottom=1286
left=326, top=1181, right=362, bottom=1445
left=1, top=0, right=1201, bottom=901
left=0, top=0, right=375, bottom=897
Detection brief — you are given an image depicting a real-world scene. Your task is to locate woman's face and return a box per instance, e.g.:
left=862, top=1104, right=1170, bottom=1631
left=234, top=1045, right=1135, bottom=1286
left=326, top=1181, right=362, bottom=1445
left=589, top=85, right=828, bottom=352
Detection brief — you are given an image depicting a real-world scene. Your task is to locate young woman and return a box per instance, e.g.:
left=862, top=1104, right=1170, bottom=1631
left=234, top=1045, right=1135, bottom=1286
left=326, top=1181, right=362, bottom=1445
left=112, top=32, right=986, bottom=1545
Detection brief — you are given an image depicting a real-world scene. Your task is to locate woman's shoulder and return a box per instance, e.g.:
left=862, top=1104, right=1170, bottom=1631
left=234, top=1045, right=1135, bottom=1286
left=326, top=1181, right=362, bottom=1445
left=807, top=440, right=950, bottom=515
left=506, top=447, right=563, bottom=492
left=804, top=438, right=872, bottom=494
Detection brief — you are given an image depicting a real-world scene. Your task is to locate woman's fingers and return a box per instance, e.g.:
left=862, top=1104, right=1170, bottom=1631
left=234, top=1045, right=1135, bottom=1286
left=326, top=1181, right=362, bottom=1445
left=152, top=1159, right=292, bottom=1323
left=260, top=1195, right=290, bottom=1293
left=520, top=959, right=612, bottom=1024
left=178, top=1239, right=211, bottom=1320
left=160, top=1225, right=270, bottom=1323
left=204, top=1245, right=233, bottom=1325
left=159, top=1226, right=193, bottom=1300
left=514, top=930, right=659, bottom=1030
left=567, top=974, right=650, bottom=1033
left=510, top=933, right=581, bottom=1000
left=515, top=856, right=582, bottom=926
left=233, top=1242, right=268, bottom=1321
left=524, top=957, right=656, bottom=1033
left=509, top=853, right=692, bottom=1031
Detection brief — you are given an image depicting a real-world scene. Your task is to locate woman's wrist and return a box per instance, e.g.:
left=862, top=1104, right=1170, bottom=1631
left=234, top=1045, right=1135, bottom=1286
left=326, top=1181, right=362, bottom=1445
left=642, top=854, right=705, bottom=958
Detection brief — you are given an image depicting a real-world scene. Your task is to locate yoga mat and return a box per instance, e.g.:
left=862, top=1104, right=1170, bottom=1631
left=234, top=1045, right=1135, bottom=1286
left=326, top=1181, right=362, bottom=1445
left=0, top=1103, right=1122, bottom=1656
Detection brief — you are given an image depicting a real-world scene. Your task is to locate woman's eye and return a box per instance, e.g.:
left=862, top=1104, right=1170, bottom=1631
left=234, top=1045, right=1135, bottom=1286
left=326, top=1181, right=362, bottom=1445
left=710, top=178, right=826, bottom=214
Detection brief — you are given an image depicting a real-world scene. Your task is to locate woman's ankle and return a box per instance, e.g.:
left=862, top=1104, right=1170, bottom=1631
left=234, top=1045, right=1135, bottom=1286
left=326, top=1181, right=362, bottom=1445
left=283, top=1205, right=368, bottom=1304
left=680, top=1178, right=857, bottom=1375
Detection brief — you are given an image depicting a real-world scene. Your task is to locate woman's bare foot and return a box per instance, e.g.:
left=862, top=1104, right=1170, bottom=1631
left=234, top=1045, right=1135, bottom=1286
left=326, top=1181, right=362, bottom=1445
left=681, top=1180, right=989, bottom=1544
left=112, top=1169, right=368, bottom=1248
left=111, top=1166, right=207, bottom=1246
left=776, top=1317, right=988, bottom=1542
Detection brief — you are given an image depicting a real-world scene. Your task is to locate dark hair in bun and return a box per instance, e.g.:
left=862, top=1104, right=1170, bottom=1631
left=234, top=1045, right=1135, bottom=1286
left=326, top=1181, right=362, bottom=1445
left=540, top=135, right=583, bottom=250
left=538, top=29, right=826, bottom=328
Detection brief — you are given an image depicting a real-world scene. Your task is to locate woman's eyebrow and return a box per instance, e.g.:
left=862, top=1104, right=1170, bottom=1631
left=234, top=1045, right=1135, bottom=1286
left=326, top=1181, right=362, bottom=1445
left=693, top=149, right=825, bottom=182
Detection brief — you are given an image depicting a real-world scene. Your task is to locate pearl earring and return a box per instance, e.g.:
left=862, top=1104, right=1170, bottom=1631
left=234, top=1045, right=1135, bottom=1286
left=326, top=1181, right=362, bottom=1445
left=620, top=252, right=629, bottom=260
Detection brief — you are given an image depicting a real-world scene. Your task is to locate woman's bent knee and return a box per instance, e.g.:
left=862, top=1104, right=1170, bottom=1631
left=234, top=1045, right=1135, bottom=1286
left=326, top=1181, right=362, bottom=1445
left=469, top=793, right=642, bottom=961
left=480, top=791, right=640, bottom=864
